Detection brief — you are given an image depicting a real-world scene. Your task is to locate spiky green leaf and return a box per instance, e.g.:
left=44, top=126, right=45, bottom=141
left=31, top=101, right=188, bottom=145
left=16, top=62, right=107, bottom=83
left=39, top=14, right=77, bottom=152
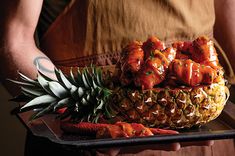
left=21, top=95, right=56, bottom=110
left=55, top=68, right=72, bottom=89
left=37, top=75, right=52, bottom=94
left=90, top=87, right=96, bottom=97
left=18, top=72, right=39, bottom=85
left=81, top=97, right=88, bottom=105
left=97, top=99, right=104, bottom=110
left=96, top=68, right=103, bottom=86
left=7, top=79, right=35, bottom=87
left=37, top=70, right=54, bottom=81
left=54, top=97, right=74, bottom=111
left=92, top=79, right=99, bottom=89
left=86, top=94, right=93, bottom=103
left=84, top=68, right=93, bottom=86
left=68, top=68, right=78, bottom=86
left=21, top=87, right=44, bottom=97
left=87, top=114, right=92, bottom=122
left=78, top=87, right=85, bottom=98
left=29, top=102, right=56, bottom=121
left=70, top=85, right=78, bottom=100
left=92, top=113, right=101, bottom=123
left=76, top=68, right=84, bottom=86
left=93, top=99, right=104, bottom=114
left=22, top=91, right=38, bottom=99
left=48, top=81, right=68, bottom=98
left=82, top=70, right=90, bottom=88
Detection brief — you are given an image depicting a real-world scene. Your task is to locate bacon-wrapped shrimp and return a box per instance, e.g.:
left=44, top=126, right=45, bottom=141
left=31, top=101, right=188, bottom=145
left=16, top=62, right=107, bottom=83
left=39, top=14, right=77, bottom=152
left=189, top=36, right=220, bottom=70
left=119, top=41, right=144, bottom=85
left=172, top=36, right=221, bottom=70
left=172, top=41, right=192, bottom=60
left=135, top=48, right=176, bottom=89
left=169, top=59, right=217, bottom=86
left=142, top=36, right=166, bottom=59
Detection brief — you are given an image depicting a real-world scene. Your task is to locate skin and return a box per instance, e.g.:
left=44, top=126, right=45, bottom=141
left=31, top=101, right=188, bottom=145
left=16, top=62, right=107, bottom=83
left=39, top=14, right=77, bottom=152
left=97, top=141, right=215, bottom=156
left=0, top=0, right=233, bottom=155
left=0, top=0, right=55, bottom=95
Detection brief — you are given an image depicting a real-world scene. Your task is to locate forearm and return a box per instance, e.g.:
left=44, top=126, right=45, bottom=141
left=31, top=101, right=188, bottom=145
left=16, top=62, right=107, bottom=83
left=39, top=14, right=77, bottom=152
left=214, top=0, right=235, bottom=71
left=0, top=42, right=55, bottom=95
left=0, top=0, right=55, bottom=95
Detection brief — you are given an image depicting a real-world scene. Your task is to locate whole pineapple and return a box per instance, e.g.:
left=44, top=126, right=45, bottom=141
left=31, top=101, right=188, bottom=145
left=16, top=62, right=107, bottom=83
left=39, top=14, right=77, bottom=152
left=11, top=36, right=229, bottom=129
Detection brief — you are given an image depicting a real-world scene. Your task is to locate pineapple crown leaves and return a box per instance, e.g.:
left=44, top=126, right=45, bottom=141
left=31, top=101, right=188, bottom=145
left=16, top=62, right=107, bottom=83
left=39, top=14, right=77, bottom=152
left=9, top=66, right=114, bottom=122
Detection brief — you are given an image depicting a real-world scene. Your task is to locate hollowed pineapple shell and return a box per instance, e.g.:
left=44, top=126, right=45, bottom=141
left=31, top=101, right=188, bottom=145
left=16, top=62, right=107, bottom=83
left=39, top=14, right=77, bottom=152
left=108, top=79, right=229, bottom=129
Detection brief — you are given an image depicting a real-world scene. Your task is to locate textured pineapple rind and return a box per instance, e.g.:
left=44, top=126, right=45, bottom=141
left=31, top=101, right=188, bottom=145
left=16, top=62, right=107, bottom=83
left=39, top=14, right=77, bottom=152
left=108, top=79, right=229, bottom=129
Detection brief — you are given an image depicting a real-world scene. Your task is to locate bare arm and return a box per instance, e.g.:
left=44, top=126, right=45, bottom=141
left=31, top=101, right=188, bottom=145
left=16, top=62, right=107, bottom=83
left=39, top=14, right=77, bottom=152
left=0, top=0, right=55, bottom=95
left=214, top=0, right=235, bottom=71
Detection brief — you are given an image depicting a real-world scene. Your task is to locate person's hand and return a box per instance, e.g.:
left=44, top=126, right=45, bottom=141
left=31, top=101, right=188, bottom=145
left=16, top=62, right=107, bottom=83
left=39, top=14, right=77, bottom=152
left=96, top=140, right=214, bottom=156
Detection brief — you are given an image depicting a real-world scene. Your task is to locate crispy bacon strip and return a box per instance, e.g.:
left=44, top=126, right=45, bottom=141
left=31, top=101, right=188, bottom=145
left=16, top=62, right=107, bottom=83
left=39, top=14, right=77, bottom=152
left=60, top=122, right=109, bottom=135
left=60, top=122, right=178, bottom=139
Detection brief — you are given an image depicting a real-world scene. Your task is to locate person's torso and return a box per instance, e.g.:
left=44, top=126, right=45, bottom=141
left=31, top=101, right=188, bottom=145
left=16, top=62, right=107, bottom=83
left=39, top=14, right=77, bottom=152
left=39, top=0, right=215, bottom=67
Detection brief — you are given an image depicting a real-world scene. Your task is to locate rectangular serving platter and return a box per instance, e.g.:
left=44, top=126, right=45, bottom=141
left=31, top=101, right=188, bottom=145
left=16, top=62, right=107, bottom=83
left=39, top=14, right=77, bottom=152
left=17, top=101, right=235, bottom=149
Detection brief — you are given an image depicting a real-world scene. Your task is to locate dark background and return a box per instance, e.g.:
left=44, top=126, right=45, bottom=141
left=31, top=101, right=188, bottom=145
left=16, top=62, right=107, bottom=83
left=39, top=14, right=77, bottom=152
left=0, top=85, right=25, bottom=156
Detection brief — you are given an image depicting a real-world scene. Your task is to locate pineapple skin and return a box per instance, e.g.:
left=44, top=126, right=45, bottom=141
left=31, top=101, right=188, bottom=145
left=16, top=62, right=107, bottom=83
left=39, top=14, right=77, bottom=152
left=108, top=79, right=229, bottom=129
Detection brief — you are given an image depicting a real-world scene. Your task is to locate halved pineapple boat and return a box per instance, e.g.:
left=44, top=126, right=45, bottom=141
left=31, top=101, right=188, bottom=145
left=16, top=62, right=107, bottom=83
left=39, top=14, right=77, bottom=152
left=11, top=36, right=229, bottom=135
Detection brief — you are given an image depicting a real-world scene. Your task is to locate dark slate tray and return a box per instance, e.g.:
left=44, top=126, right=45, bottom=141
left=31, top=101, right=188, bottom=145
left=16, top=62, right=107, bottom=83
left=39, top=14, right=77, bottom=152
left=17, top=101, right=235, bottom=149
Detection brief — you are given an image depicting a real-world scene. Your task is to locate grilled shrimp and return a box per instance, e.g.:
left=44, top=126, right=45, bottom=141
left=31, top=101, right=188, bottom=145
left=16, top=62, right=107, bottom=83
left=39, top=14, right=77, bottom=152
left=189, top=36, right=220, bottom=70
left=169, top=59, right=217, bottom=86
left=142, top=36, right=166, bottom=59
left=135, top=48, right=176, bottom=89
left=172, top=41, right=192, bottom=60
left=119, top=41, right=144, bottom=85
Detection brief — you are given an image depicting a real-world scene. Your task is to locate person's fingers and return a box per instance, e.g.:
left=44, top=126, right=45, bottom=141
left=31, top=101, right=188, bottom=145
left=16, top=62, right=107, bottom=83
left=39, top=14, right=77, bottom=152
left=181, top=140, right=214, bottom=147
left=97, top=143, right=181, bottom=155
left=96, top=140, right=214, bottom=155
left=96, top=148, right=120, bottom=156
left=107, top=148, right=120, bottom=156
left=119, top=142, right=181, bottom=154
